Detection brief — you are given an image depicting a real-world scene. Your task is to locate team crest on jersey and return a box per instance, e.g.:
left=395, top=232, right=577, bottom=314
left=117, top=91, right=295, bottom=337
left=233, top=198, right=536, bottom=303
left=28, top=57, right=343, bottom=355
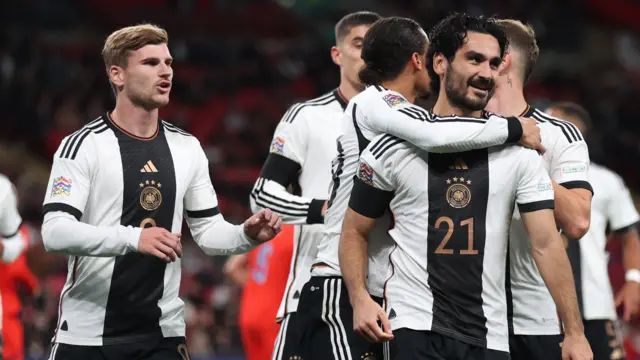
left=382, top=93, right=407, bottom=108
left=51, top=176, right=72, bottom=197
left=270, top=137, right=285, bottom=154
left=139, top=180, right=163, bottom=211
left=358, top=161, right=374, bottom=186
left=446, top=177, right=471, bottom=208
left=361, top=352, right=377, bottom=360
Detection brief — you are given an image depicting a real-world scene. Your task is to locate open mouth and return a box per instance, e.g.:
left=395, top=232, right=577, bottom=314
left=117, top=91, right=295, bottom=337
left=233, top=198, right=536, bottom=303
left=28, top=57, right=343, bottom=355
left=157, top=81, right=171, bottom=91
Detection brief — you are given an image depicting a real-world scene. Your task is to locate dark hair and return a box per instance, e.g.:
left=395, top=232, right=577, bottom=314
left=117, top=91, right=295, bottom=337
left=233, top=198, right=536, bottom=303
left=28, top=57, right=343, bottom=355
left=497, top=19, right=539, bottom=84
left=547, top=101, right=592, bottom=131
left=427, top=13, right=509, bottom=94
left=335, top=11, right=382, bottom=44
left=358, top=17, right=428, bottom=86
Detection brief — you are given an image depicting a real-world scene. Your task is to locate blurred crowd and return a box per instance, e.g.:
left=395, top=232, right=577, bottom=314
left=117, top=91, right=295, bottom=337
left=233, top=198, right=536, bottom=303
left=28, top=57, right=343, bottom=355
left=1, top=0, right=640, bottom=359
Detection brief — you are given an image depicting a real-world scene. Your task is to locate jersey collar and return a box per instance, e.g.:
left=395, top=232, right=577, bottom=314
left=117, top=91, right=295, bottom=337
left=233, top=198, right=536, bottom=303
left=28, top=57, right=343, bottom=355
left=333, top=89, right=348, bottom=111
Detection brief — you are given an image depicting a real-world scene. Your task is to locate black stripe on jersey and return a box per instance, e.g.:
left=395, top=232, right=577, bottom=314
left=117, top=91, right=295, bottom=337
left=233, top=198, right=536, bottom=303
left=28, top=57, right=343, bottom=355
left=531, top=109, right=583, bottom=143
left=250, top=178, right=309, bottom=217
left=349, top=176, right=393, bottom=219
left=505, top=240, right=515, bottom=334
left=352, top=104, right=370, bottom=154
left=427, top=149, right=490, bottom=348
left=398, top=107, right=429, bottom=121
left=612, top=220, right=639, bottom=234
left=559, top=180, right=594, bottom=195
left=517, top=200, right=555, bottom=213
left=374, top=85, right=384, bottom=92
left=43, top=203, right=83, bottom=221
left=282, top=93, right=335, bottom=124
left=327, top=140, right=346, bottom=209
left=59, top=118, right=107, bottom=160
left=370, top=135, right=405, bottom=160
left=103, top=124, right=176, bottom=343
left=566, top=239, right=584, bottom=315
left=162, top=121, right=192, bottom=137
left=186, top=206, right=221, bottom=218
left=259, top=153, right=302, bottom=188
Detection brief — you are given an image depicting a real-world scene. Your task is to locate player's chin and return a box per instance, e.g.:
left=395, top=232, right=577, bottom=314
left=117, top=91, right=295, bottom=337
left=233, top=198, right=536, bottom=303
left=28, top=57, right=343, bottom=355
left=151, top=94, right=171, bottom=108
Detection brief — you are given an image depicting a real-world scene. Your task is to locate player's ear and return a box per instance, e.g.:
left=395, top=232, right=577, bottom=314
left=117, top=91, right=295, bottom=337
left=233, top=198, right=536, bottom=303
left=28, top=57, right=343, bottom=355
left=432, top=53, right=447, bottom=77
left=410, top=52, right=424, bottom=71
left=109, top=65, right=125, bottom=90
left=331, top=46, right=342, bottom=66
left=499, top=53, right=511, bottom=75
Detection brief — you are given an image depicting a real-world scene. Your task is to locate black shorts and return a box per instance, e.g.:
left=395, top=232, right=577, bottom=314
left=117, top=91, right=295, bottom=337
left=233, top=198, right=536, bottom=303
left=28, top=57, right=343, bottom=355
left=393, top=329, right=510, bottom=360
left=297, top=276, right=386, bottom=360
left=271, top=311, right=305, bottom=360
left=49, top=336, right=190, bottom=360
left=509, top=334, right=563, bottom=360
left=584, top=319, right=626, bottom=360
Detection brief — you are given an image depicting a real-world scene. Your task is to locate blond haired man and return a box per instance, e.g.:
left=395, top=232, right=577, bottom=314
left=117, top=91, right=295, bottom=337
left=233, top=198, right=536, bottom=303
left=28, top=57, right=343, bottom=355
left=42, top=24, right=282, bottom=360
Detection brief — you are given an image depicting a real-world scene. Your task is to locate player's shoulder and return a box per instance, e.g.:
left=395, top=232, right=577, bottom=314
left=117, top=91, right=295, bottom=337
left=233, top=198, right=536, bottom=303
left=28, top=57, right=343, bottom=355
left=0, top=173, right=14, bottom=195
left=363, top=133, right=417, bottom=167
left=280, top=91, right=343, bottom=124
left=56, top=115, right=110, bottom=160
left=529, top=108, right=585, bottom=144
left=161, top=120, right=194, bottom=139
left=356, top=85, right=412, bottom=109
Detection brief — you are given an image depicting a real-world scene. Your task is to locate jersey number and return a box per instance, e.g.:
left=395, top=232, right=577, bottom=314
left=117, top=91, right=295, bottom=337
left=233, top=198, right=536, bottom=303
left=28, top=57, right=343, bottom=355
left=327, top=140, right=345, bottom=209
left=433, top=216, right=478, bottom=255
left=252, top=243, right=274, bottom=285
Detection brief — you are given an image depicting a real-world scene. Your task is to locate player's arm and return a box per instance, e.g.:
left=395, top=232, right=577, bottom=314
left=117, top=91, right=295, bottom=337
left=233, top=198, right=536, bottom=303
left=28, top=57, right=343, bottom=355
left=604, top=173, right=640, bottom=320
left=548, top=135, right=593, bottom=240
left=185, top=141, right=281, bottom=256
left=41, top=135, right=142, bottom=257
left=250, top=106, right=326, bottom=225
left=223, top=254, right=250, bottom=286
left=364, top=92, right=539, bottom=153
left=0, top=177, right=27, bottom=263
left=340, top=139, right=395, bottom=342
left=517, top=152, right=584, bottom=337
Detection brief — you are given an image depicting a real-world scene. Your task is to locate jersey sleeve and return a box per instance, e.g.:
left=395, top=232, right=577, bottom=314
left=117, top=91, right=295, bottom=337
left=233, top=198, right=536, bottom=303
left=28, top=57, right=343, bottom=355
left=185, top=140, right=259, bottom=255
left=547, top=129, right=593, bottom=193
left=516, top=150, right=556, bottom=213
left=0, top=177, right=22, bottom=237
left=360, top=90, right=522, bottom=152
left=348, top=134, right=396, bottom=219
left=606, top=173, right=640, bottom=232
left=250, top=105, right=325, bottom=224
left=42, top=134, right=94, bottom=220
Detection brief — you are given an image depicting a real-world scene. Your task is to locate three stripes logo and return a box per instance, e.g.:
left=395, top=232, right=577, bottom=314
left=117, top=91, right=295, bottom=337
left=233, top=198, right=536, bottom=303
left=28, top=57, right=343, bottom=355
left=140, top=160, right=158, bottom=173
left=448, top=158, right=468, bottom=170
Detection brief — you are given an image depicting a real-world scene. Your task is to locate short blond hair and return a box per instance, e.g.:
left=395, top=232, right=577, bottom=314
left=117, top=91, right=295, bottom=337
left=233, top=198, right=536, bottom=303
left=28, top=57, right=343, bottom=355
left=102, top=24, right=168, bottom=69
left=496, top=19, right=539, bottom=84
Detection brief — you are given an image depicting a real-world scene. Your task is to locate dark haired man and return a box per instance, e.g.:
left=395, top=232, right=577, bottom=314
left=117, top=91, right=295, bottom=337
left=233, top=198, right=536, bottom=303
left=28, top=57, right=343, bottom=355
left=298, top=16, right=543, bottom=360
left=341, top=13, right=592, bottom=360
left=486, top=19, right=595, bottom=360
left=249, top=11, right=382, bottom=360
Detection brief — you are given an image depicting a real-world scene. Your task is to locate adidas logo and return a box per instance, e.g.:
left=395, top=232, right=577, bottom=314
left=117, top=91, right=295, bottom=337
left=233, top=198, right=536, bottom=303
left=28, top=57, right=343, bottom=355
left=448, top=157, right=468, bottom=170
left=293, top=290, right=301, bottom=299
left=140, top=160, right=158, bottom=173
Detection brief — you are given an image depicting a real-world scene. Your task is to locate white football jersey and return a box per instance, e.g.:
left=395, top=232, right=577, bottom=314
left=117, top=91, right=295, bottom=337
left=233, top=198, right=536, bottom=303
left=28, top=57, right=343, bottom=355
left=312, top=85, right=525, bottom=297
left=349, top=130, right=555, bottom=352
left=507, top=107, right=591, bottom=335
left=250, top=90, right=348, bottom=319
left=42, top=115, right=256, bottom=346
left=580, top=163, right=639, bottom=320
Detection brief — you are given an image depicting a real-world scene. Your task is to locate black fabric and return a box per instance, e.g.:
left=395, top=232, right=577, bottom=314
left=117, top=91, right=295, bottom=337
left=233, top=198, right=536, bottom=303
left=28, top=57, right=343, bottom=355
left=518, top=200, right=555, bottom=213
left=560, top=180, right=594, bottom=195
left=51, top=337, right=190, bottom=360
left=272, top=312, right=305, bottom=360
left=297, top=276, right=384, bottom=360
left=259, top=153, right=301, bottom=187
left=506, top=116, right=524, bottom=144
left=584, top=319, right=626, bottom=360
left=43, top=203, right=83, bottom=221
left=392, top=329, right=510, bottom=360
left=348, top=177, right=394, bottom=219
left=509, top=334, right=564, bottom=360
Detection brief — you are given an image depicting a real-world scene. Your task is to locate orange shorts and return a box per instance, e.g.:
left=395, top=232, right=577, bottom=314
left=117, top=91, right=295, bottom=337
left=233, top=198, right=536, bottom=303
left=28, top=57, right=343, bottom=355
left=240, top=322, right=280, bottom=360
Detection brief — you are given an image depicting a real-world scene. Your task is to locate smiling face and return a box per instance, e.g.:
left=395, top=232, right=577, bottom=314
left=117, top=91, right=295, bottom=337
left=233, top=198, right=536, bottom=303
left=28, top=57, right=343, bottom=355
left=442, top=31, right=502, bottom=111
left=109, top=43, right=173, bottom=110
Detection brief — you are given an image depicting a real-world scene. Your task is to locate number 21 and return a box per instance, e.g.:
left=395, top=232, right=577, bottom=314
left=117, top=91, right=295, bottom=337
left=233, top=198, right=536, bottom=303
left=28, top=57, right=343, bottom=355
left=433, top=216, right=478, bottom=255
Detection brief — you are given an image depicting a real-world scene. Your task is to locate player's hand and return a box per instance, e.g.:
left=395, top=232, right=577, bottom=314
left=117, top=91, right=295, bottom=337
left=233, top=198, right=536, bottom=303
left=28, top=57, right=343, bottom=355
left=518, top=117, right=547, bottom=154
left=138, top=227, right=182, bottom=262
left=561, top=333, right=593, bottom=360
left=322, top=201, right=328, bottom=217
left=244, top=208, right=282, bottom=243
left=352, top=294, right=393, bottom=343
left=616, top=281, right=640, bottom=321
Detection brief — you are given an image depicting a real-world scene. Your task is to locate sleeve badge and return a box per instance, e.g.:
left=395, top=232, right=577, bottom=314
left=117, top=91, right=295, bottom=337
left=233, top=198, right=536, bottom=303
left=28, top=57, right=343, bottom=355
left=270, top=137, right=285, bottom=155
left=51, top=176, right=72, bottom=197
left=358, top=161, right=375, bottom=186
left=382, top=93, right=408, bottom=108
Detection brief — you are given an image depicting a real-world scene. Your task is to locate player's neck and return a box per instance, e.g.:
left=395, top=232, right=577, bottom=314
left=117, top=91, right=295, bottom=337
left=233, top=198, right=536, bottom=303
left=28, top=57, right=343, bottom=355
left=432, top=89, right=482, bottom=118
left=338, top=79, right=363, bottom=102
left=111, top=95, right=159, bottom=138
left=485, top=76, right=528, bottom=117
left=380, top=77, right=417, bottom=103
